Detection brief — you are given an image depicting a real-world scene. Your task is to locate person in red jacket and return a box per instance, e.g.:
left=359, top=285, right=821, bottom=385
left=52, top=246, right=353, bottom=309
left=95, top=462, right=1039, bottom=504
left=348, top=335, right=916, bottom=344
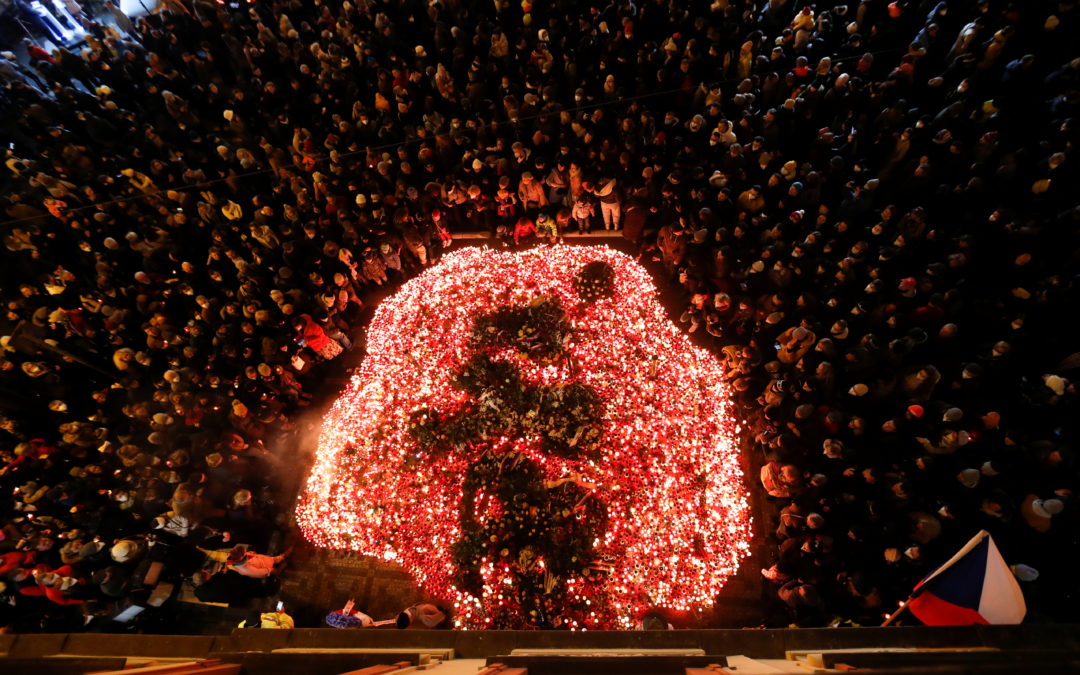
left=0, top=549, right=34, bottom=576
left=292, top=314, right=343, bottom=361
left=513, top=216, right=536, bottom=246
left=24, top=40, right=54, bottom=65
left=19, top=564, right=85, bottom=605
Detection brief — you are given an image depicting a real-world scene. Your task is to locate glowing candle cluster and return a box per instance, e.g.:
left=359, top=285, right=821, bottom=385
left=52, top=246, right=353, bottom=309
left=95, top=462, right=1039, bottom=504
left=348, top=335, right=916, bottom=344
left=296, top=245, right=752, bottom=628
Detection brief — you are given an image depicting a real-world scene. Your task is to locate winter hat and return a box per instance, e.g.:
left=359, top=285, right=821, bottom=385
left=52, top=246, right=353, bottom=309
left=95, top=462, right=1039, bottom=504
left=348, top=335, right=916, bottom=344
left=111, top=539, right=139, bottom=563
left=79, top=540, right=105, bottom=560
left=1036, top=498, right=1065, bottom=516
left=907, top=404, right=924, bottom=418
left=1031, top=499, right=1057, bottom=519
left=168, top=449, right=189, bottom=466
left=943, top=407, right=964, bottom=423
left=958, top=468, right=981, bottom=488
left=848, top=383, right=869, bottom=396
left=1011, top=564, right=1039, bottom=582
left=1043, top=374, right=1066, bottom=396
left=1046, top=497, right=1066, bottom=513
left=823, top=438, right=844, bottom=458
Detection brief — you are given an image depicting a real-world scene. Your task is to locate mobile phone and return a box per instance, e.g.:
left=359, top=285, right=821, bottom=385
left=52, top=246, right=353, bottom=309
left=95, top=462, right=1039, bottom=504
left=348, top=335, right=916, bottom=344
left=276, top=601, right=284, bottom=611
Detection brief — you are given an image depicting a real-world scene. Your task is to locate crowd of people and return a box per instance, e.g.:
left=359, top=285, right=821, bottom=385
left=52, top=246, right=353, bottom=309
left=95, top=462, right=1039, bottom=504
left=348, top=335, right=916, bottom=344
left=0, top=0, right=1078, bottom=631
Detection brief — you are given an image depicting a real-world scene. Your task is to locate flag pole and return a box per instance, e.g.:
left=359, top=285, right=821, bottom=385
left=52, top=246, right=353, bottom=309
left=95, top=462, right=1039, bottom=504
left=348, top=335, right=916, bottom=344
left=881, top=597, right=913, bottom=626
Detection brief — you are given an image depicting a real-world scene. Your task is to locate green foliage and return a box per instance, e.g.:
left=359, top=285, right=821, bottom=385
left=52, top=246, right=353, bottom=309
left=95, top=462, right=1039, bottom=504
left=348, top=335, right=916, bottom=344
left=408, top=354, right=603, bottom=460
left=452, top=452, right=607, bottom=599
left=409, top=299, right=603, bottom=461
left=468, top=295, right=572, bottom=360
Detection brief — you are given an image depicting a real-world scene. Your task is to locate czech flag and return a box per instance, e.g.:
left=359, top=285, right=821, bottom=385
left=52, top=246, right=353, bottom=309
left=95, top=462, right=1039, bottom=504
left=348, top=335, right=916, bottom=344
left=908, top=530, right=1026, bottom=625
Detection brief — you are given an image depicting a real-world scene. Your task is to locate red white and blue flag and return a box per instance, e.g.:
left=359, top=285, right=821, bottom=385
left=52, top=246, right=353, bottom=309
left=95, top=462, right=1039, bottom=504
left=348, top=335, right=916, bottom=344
left=908, top=530, right=1026, bottom=625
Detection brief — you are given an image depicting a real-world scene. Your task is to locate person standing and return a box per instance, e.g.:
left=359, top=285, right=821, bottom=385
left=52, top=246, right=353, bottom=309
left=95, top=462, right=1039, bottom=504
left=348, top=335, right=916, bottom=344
left=571, top=193, right=595, bottom=234
left=622, top=196, right=648, bottom=245
left=517, top=172, right=547, bottom=215
left=545, top=159, right=570, bottom=206
left=595, top=176, right=621, bottom=230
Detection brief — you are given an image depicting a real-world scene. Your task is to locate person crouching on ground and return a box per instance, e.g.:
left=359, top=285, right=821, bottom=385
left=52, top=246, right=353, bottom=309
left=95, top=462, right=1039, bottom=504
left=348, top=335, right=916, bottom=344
left=225, top=545, right=290, bottom=578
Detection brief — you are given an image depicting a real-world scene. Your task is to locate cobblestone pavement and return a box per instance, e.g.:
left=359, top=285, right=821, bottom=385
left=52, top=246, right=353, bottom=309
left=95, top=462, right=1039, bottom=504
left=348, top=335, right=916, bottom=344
left=274, top=236, right=772, bottom=629
left=277, top=546, right=425, bottom=627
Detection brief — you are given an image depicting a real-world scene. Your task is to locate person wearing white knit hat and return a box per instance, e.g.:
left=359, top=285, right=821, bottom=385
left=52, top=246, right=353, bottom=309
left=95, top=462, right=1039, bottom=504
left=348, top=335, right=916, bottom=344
left=1031, top=498, right=1064, bottom=519
left=1011, top=564, right=1040, bottom=582
left=111, top=539, right=144, bottom=564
